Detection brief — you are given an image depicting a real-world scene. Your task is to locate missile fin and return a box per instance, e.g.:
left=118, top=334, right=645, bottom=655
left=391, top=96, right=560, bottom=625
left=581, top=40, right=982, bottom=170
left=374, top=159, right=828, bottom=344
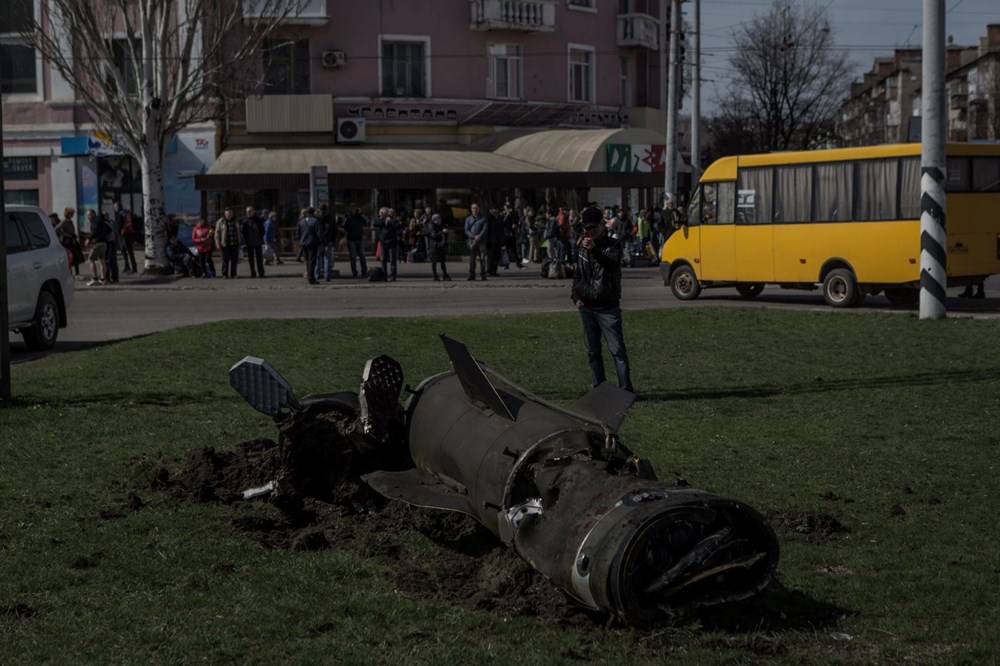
left=569, top=382, right=636, bottom=432
left=439, top=334, right=515, bottom=420
left=363, top=469, right=479, bottom=518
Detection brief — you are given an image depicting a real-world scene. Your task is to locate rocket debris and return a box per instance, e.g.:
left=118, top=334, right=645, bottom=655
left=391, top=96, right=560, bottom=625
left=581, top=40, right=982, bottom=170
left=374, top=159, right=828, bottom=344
left=230, top=335, right=779, bottom=627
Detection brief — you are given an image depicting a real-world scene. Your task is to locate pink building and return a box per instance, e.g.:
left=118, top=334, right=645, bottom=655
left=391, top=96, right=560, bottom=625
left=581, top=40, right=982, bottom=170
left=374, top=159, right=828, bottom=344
left=3, top=0, right=681, bottom=226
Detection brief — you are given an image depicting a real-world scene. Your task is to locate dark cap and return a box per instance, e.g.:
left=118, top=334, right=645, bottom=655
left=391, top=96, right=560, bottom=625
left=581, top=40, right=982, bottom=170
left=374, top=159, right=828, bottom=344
left=581, top=206, right=604, bottom=227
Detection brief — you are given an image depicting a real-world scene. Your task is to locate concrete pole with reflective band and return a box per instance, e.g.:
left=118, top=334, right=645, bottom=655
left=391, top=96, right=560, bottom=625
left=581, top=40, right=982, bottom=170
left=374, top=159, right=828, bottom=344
left=691, top=0, right=701, bottom=186
left=920, top=0, right=947, bottom=319
left=664, top=0, right=681, bottom=199
left=1, top=67, right=11, bottom=402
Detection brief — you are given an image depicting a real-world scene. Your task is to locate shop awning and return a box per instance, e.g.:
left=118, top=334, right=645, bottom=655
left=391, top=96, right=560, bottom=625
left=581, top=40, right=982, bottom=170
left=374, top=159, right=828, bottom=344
left=195, top=128, right=684, bottom=192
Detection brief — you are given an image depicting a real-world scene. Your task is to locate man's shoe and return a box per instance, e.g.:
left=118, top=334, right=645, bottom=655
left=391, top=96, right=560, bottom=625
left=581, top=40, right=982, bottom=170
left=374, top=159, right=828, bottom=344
left=467, top=276, right=475, bottom=281
left=433, top=276, right=440, bottom=281
left=480, top=276, right=487, bottom=281
left=86, top=279, right=99, bottom=286
left=443, top=275, right=452, bottom=281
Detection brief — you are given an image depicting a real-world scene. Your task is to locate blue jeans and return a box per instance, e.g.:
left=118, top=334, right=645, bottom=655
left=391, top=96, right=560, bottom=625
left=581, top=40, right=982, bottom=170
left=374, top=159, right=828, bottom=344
left=315, top=243, right=333, bottom=279
left=579, top=306, right=633, bottom=392
left=347, top=239, right=367, bottom=276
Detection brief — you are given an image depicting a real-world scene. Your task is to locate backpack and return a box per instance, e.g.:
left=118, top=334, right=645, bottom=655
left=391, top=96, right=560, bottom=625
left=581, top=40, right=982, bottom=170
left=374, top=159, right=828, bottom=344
left=367, top=267, right=387, bottom=282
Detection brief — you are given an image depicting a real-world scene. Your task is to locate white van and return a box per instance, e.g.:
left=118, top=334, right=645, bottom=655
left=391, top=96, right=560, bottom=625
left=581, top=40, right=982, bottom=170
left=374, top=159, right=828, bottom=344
left=5, top=205, right=75, bottom=350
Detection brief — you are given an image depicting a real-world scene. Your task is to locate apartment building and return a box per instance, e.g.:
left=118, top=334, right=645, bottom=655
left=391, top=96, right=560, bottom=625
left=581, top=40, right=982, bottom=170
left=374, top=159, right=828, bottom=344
left=2, top=1, right=681, bottom=224
left=838, top=24, right=1000, bottom=147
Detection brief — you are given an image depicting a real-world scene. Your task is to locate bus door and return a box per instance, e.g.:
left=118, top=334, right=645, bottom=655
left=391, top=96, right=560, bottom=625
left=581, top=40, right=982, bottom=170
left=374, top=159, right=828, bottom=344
left=735, top=168, right=775, bottom=282
left=695, top=182, right=736, bottom=281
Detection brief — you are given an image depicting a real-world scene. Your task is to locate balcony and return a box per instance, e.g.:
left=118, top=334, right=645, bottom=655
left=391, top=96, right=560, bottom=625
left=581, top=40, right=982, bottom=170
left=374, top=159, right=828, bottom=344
left=469, top=0, right=556, bottom=33
left=617, top=12, right=659, bottom=50
left=244, top=0, right=328, bottom=26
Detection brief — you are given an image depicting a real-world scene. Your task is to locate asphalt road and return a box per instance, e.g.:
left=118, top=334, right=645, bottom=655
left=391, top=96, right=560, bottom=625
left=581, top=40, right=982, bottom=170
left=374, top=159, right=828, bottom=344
left=8, top=258, right=999, bottom=362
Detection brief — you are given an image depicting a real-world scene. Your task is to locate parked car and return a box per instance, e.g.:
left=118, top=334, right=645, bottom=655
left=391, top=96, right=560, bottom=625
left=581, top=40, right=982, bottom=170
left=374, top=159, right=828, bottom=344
left=4, top=204, right=74, bottom=350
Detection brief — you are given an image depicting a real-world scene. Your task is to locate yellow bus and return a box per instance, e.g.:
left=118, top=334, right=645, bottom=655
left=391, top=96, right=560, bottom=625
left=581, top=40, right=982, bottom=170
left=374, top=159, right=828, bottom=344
left=660, top=143, right=1000, bottom=307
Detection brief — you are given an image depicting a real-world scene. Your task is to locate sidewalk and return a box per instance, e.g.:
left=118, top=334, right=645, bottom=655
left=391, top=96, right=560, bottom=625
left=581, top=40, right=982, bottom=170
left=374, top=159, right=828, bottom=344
left=80, top=254, right=563, bottom=290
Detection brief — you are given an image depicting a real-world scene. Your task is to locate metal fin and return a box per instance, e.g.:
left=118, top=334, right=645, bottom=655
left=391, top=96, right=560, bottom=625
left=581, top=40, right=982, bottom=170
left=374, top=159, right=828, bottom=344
left=359, top=354, right=404, bottom=441
left=439, top=334, right=515, bottom=420
left=230, top=356, right=301, bottom=418
left=569, top=382, right=637, bottom=433
left=363, top=469, right=479, bottom=518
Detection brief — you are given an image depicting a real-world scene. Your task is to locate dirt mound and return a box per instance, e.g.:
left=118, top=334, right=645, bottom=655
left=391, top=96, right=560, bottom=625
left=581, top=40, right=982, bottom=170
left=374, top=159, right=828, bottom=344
left=159, top=404, right=592, bottom=626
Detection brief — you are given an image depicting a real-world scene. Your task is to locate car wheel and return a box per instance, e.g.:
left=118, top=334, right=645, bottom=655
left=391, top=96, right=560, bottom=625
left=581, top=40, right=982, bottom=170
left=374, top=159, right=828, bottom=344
left=822, top=268, right=859, bottom=308
left=736, top=283, right=765, bottom=299
left=670, top=265, right=702, bottom=300
left=22, top=291, right=59, bottom=351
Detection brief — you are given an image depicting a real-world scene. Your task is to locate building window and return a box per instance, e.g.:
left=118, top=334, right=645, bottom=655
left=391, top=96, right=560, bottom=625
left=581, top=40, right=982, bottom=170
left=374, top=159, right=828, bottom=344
left=3, top=156, right=38, bottom=180
left=568, top=45, right=594, bottom=103
left=380, top=38, right=428, bottom=98
left=0, top=1, right=38, bottom=95
left=568, top=0, right=597, bottom=10
left=3, top=189, right=40, bottom=207
left=108, top=39, right=140, bottom=97
left=489, top=44, right=522, bottom=100
left=262, top=38, right=311, bottom=95
left=619, top=57, right=631, bottom=107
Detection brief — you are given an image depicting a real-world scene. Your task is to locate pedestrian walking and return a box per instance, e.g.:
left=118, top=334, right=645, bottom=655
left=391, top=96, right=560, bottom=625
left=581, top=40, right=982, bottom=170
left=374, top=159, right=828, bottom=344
left=215, top=207, right=242, bottom=278
left=428, top=214, right=450, bottom=281
left=297, top=207, right=322, bottom=284
left=464, top=203, right=487, bottom=281
left=343, top=205, right=368, bottom=278
left=241, top=206, right=266, bottom=278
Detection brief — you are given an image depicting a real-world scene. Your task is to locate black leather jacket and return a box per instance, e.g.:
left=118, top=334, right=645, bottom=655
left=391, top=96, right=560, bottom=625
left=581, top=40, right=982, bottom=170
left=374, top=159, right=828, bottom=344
left=571, top=235, right=623, bottom=308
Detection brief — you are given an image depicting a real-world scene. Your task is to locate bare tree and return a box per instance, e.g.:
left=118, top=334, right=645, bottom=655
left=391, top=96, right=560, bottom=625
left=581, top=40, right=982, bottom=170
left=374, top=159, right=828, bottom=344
left=710, top=0, right=852, bottom=155
left=19, top=0, right=301, bottom=269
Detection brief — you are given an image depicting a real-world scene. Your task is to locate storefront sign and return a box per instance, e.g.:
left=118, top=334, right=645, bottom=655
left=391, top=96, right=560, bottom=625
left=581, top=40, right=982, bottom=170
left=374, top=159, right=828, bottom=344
left=3, top=156, right=38, bottom=180
left=606, top=144, right=666, bottom=173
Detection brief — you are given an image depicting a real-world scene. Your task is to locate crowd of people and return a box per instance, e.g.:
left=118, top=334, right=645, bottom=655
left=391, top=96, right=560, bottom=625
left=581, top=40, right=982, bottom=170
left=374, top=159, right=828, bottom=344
left=49, top=202, right=140, bottom=286
left=50, top=197, right=679, bottom=288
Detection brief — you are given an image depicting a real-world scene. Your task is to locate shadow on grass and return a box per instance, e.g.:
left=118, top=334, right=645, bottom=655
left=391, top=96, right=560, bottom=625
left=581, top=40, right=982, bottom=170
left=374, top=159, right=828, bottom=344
left=636, top=367, right=1000, bottom=402
left=690, top=580, right=855, bottom=633
left=4, top=389, right=220, bottom=409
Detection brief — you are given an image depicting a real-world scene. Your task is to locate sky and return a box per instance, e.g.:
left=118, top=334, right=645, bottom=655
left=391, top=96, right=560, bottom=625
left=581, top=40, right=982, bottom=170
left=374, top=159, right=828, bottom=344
left=689, top=0, right=1000, bottom=112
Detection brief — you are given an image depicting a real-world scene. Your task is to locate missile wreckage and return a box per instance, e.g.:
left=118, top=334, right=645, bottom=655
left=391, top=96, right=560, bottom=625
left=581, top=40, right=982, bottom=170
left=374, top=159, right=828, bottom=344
left=229, top=335, right=779, bottom=627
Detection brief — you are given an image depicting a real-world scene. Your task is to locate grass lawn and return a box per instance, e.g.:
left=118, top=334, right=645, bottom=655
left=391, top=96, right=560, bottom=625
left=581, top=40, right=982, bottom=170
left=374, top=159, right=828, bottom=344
left=1, top=308, right=998, bottom=664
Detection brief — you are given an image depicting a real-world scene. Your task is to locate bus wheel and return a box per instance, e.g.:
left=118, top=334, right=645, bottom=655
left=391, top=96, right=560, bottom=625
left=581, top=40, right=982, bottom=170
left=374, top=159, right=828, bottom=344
left=671, top=266, right=702, bottom=300
left=736, top=283, right=764, bottom=299
left=823, top=268, right=859, bottom=308
left=885, top=287, right=918, bottom=307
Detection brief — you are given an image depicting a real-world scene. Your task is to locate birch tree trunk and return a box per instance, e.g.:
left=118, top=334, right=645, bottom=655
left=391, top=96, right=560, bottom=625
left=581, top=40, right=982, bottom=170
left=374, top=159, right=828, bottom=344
left=140, top=150, right=169, bottom=270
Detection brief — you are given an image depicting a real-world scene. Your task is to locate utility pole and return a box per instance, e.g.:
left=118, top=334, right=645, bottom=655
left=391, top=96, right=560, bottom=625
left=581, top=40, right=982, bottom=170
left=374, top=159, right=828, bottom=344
left=691, top=0, right=701, bottom=186
left=1, top=61, right=10, bottom=402
left=664, top=0, right=681, bottom=200
left=920, top=0, right=947, bottom=320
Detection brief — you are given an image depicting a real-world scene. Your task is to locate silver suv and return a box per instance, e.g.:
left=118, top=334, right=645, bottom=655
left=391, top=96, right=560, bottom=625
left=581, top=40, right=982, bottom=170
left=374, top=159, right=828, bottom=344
left=5, top=204, right=74, bottom=350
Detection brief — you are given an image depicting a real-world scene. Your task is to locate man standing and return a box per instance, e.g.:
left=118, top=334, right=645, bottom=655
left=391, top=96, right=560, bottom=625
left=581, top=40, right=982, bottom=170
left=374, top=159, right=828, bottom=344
left=297, top=207, right=321, bottom=285
left=464, top=203, right=487, bottom=281
left=374, top=207, right=400, bottom=281
left=215, top=207, right=242, bottom=279
left=115, top=201, right=138, bottom=273
left=104, top=211, right=121, bottom=283
left=343, top=205, right=368, bottom=278
left=571, top=205, right=633, bottom=393
left=315, top=203, right=338, bottom=281
left=241, top=206, right=266, bottom=278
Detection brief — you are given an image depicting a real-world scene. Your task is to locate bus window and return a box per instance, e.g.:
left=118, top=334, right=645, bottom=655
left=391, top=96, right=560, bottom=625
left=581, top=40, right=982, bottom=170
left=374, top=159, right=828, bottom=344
left=972, top=158, right=1000, bottom=192
left=686, top=186, right=702, bottom=226
left=717, top=182, right=735, bottom=225
left=736, top=167, right=773, bottom=225
left=774, top=165, right=812, bottom=223
left=946, top=157, right=971, bottom=192
left=900, top=158, right=921, bottom=219
left=814, top=162, right=853, bottom=221
left=855, top=159, right=898, bottom=221
left=702, top=183, right=717, bottom=224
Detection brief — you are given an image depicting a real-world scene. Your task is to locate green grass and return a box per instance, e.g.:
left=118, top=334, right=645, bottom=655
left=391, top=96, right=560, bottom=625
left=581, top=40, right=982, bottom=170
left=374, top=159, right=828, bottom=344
left=2, top=309, right=999, bottom=664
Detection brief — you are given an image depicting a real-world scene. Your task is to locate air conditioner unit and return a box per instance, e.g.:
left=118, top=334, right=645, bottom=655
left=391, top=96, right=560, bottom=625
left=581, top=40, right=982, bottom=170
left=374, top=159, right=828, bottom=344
left=321, top=50, right=346, bottom=68
left=336, top=118, right=366, bottom=144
